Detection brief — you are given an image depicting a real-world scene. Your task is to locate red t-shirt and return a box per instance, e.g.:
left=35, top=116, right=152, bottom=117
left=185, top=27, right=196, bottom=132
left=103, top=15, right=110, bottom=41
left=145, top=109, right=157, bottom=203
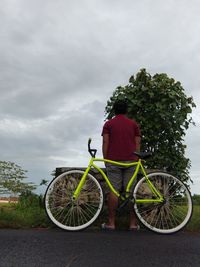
left=101, top=115, right=141, bottom=161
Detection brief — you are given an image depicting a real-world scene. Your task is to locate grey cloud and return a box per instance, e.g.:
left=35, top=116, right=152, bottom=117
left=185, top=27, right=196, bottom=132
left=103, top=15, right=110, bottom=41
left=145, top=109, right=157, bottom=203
left=0, top=0, right=200, bottom=193
left=0, top=99, right=105, bottom=186
left=0, top=100, right=104, bottom=159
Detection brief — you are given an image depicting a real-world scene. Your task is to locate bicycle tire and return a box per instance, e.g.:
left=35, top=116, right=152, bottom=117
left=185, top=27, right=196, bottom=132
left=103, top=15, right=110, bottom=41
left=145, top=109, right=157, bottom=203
left=133, top=172, right=193, bottom=234
left=44, top=170, right=104, bottom=231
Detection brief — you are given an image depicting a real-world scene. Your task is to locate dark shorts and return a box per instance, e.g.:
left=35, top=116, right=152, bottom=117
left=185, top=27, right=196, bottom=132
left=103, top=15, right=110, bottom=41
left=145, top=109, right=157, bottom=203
left=105, top=161, right=136, bottom=193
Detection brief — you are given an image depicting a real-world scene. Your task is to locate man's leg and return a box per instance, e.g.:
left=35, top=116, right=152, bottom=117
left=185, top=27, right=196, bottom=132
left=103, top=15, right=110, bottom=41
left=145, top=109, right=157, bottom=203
left=129, top=210, right=137, bottom=229
left=123, top=164, right=138, bottom=229
left=107, top=192, right=118, bottom=228
left=103, top=163, right=122, bottom=229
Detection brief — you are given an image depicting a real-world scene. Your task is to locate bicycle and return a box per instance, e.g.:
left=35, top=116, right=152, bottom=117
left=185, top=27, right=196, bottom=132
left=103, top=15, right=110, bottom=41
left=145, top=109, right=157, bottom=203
left=44, top=138, right=193, bottom=234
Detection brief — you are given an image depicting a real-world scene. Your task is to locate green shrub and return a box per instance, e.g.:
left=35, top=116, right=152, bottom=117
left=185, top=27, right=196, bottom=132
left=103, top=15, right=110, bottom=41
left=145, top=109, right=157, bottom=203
left=0, top=191, right=52, bottom=228
left=186, top=205, right=200, bottom=232
left=192, top=194, right=200, bottom=205
left=17, top=190, right=44, bottom=209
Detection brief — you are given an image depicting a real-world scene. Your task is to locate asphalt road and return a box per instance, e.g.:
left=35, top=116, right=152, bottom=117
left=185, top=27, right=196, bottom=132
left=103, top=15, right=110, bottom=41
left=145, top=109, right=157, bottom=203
left=0, top=228, right=200, bottom=267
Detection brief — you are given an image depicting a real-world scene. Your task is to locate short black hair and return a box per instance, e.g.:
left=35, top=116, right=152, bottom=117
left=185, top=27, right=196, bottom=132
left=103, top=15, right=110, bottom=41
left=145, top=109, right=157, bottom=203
left=113, top=100, right=128, bottom=115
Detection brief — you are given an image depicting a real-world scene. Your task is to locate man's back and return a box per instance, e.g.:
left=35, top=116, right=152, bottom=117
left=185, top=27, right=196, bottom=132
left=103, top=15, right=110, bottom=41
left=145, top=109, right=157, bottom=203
left=102, top=114, right=140, bottom=161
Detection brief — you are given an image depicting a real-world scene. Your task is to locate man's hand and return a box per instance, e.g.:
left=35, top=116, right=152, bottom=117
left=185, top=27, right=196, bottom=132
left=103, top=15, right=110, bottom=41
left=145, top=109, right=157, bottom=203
left=135, top=136, right=141, bottom=152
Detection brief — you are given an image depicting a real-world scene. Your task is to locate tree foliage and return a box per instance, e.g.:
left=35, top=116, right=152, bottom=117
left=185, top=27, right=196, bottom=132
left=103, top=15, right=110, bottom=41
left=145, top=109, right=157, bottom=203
left=0, top=161, right=36, bottom=195
left=105, top=69, right=196, bottom=183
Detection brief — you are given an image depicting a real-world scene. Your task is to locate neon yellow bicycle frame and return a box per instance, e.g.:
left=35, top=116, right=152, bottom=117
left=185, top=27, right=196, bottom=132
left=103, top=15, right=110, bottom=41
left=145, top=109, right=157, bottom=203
left=73, top=157, right=164, bottom=204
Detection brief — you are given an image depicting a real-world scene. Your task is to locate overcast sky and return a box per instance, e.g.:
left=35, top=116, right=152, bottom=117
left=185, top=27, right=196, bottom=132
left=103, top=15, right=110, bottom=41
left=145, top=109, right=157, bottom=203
left=0, top=0, right=199, bottom=194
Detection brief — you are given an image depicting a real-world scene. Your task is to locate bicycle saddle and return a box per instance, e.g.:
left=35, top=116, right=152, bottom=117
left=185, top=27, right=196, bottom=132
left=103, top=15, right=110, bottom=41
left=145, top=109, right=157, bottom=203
left=134, top=152, right=152, bottom=159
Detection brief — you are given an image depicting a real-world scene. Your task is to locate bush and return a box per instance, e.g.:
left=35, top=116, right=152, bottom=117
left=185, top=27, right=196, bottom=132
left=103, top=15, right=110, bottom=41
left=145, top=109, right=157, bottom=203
left=0, top=191, right=52, bottom=228
left=17, top=190, right=44, bottom=209
left=192, top=194, right=200, bottom=205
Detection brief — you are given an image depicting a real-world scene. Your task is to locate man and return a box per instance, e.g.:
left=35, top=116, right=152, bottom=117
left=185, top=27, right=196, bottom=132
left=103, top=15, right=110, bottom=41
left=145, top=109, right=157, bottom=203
left=101, top=100, right=141, bottom=230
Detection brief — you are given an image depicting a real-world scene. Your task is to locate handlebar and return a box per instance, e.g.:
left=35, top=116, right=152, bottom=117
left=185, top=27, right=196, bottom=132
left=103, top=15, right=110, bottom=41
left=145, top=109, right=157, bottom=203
left=88, top=138, right=97, bottom=158
left=88, top=138, right=152, bottom=160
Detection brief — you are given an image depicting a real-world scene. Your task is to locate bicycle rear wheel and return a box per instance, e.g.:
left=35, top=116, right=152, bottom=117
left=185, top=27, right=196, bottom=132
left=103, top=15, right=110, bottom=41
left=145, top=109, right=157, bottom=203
left=133, top=172, right=193, bottom=234
left=45, top=170, right=104, bottom=231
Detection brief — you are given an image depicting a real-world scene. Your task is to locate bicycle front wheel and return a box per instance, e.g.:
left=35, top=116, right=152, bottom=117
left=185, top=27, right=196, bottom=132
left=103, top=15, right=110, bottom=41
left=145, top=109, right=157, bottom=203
left=45, top=170, right=104, bottom=231
left=133, top=172, right=193, bottom=234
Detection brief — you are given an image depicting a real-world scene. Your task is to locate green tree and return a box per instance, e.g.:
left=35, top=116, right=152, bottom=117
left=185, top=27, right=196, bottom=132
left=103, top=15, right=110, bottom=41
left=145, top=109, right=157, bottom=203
left=0, top=161, right=36, bottom=195
left=105, top=69, right=196, bottom=183
left=39, top=179, right=49, bottom=186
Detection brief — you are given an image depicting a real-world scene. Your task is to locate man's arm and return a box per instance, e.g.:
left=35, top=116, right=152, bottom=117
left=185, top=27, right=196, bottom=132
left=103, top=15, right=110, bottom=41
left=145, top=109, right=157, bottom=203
left=102, top=134, right=109, bottom=159
left=135, top=136, right=141, bottom=152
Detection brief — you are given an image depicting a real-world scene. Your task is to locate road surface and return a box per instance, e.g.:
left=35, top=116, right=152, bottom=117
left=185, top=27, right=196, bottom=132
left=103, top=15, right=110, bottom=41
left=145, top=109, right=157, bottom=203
left=0, top=229, right=200, bottom=267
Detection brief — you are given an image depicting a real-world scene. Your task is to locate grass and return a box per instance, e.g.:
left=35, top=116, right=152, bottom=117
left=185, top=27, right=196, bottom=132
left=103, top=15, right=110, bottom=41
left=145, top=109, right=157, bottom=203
left=0, top=201, right=199, bottom=232
left=0, top=192, right=53, bottom=229
left=94, top=205, right=200, bottom=232
left=186, top=205, right=200, bottom=232
left=0, top=202, right=51, bottom=229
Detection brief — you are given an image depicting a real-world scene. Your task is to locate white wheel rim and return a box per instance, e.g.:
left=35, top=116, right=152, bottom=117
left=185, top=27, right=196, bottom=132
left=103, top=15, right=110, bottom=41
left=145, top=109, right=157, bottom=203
left=45, top=170, right=104, bottom=231
left=134, top=172, right=192, bottom=234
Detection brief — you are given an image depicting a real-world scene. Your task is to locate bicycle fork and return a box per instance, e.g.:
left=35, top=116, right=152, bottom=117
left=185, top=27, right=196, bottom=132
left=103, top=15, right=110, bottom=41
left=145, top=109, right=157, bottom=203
left=72, top=166, right=91, bottom=201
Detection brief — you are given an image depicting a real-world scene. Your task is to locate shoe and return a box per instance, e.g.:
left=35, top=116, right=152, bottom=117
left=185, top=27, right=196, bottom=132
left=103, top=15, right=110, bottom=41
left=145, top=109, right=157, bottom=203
left=101, top=223, right=115, bottom=231
left=129, top=225, right=140, bottom=231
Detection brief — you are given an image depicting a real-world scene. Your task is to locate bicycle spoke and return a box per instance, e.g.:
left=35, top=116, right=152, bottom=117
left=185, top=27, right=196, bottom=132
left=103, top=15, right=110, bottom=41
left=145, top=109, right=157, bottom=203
left=45, top=170, right=103, bottom=230
left=134, top=172, right=192, bottom=234
left=81, top=202, right=99, bottom=216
